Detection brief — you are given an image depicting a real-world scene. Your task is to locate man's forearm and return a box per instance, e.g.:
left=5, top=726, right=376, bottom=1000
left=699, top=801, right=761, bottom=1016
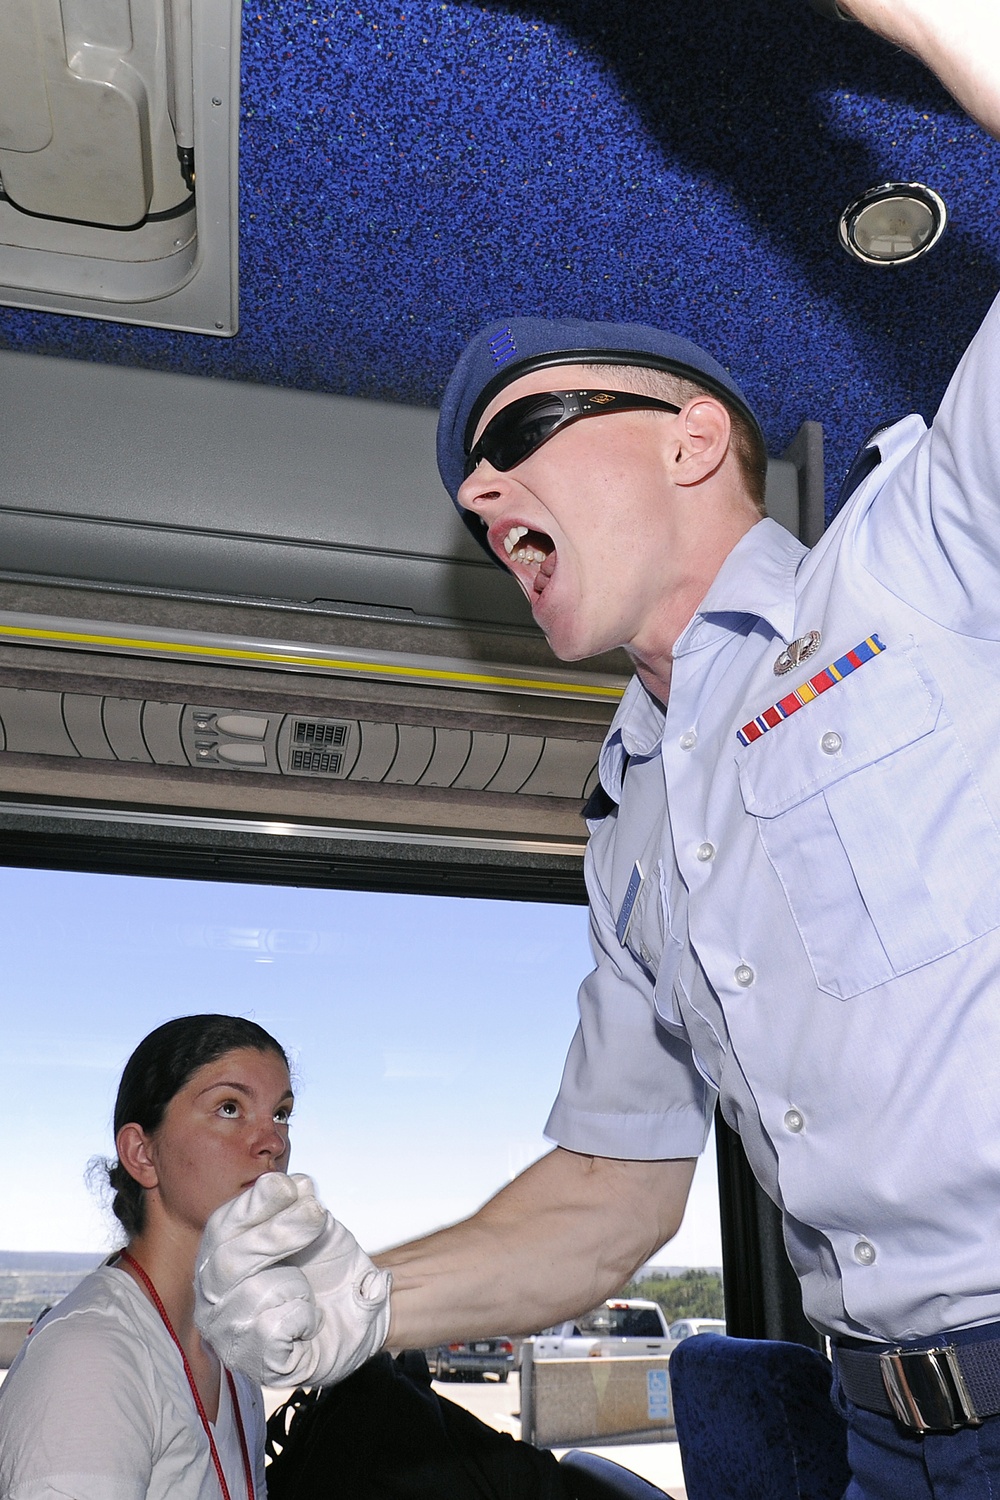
left=373, top=1146, right=695, bottom=1348
left=840, top=0, right=1000, bottom=140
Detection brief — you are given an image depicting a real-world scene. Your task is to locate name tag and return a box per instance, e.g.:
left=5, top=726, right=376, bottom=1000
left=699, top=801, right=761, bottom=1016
left=615, top=861, right=644, bottom=946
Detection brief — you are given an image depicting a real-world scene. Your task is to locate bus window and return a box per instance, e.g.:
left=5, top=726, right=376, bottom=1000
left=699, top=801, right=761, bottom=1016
left=0, top=861, right=722, bottom=1331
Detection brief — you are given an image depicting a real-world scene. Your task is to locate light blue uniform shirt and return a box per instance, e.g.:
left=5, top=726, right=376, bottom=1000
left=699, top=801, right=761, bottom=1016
left=546, top=287, right=1000, bottom=1344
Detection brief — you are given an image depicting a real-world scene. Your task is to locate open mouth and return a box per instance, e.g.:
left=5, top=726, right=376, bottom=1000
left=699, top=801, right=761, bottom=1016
left=495, top=522, right=555, bottom=570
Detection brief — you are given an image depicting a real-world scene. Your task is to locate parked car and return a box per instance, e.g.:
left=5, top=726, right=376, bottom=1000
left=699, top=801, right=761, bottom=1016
left=532, top=1299, right=673, bottom=1359
left=667, top=1318, right=727, bottom=1342
left=426, top=1336, right=515, bottom=1381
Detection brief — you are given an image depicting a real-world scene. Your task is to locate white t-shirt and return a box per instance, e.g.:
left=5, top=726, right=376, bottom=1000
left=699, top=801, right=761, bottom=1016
left=0, top=1265, right=267, bottom=1500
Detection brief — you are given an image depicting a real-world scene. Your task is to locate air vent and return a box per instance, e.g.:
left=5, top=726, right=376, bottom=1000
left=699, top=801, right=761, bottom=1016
left=292, top=719, right=349, bottom=748
left=276, top=716, right=354, bottom=778
left=290, top=747, right=344, bottom=776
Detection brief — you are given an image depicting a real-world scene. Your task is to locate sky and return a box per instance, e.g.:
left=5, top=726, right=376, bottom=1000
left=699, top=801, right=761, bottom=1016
left=0, top=865, right=721, bottom=1268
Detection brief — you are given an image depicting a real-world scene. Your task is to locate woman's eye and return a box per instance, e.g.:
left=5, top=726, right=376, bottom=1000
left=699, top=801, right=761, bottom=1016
left=274, top=1106, right=292, bottom=1125
left=218, top=1100, right=240, bottom=1117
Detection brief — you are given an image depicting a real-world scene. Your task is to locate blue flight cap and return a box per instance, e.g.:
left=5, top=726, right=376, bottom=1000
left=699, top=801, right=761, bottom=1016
left=436, top=315, right=762, bottom=513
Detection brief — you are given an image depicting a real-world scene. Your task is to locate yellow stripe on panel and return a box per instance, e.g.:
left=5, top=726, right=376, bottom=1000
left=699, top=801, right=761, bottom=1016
left=0, top=618, right=627, bottom=703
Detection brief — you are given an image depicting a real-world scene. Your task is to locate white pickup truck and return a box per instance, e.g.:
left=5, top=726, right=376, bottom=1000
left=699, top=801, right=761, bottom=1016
left=531, top=1298, right=673, bottom=1360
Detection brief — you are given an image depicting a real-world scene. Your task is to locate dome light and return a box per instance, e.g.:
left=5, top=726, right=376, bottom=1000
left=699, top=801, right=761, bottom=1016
left=839, top=182, right=948, bottom=266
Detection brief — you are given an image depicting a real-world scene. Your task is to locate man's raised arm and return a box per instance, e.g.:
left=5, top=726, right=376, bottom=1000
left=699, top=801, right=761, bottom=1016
left=840, top=0, right=1000, bottom=139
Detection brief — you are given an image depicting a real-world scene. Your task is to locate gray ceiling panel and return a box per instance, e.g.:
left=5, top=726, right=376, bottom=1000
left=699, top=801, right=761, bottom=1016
left=452, top=733, right=509, bottom=792
left=519, top=739, right=602, bottom=800
left=102, top=698, right=153, bottom=763
left=0, top=352, right=534, bottom=629
left=385, top=724, right=436, bottom=785
left=351, top=721, right=400, bottom=783
left=418, top=729, right=473, bottom=789
left=141, top=701, right=188, bottom=767
left=63, top=692, right=116, bottom=760
left=0, top=354, right=819, bottom=634
left=0, top=686, right=77, bottom=757
left=486, top=735, right=546, bottom=795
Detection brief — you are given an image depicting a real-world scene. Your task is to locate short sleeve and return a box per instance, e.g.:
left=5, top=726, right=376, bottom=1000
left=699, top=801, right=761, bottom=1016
left=857, top=284, right=1000, bottom=637
left=544, top=821, right=715, bottom=1161
left=0, top=1312, right=158, bottom=1500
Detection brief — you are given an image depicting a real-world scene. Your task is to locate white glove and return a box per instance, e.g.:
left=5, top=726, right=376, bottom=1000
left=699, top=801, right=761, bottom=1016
left=195, top=1172, right=392, bottom=1387
left=195, top=1173, right=325, bottom=1383
left=283, top=1187, right=393, bottom=1385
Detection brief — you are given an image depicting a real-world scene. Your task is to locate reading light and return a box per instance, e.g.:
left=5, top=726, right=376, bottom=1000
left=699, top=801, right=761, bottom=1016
left=839, top=182, right=948, bottom=266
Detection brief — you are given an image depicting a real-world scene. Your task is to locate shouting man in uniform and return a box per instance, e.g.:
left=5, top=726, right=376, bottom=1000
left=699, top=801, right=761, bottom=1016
left=195, top=3, right=1000, bottom=1495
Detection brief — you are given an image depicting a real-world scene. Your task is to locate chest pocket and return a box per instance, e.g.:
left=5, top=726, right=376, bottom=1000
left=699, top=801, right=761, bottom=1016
left=738, top=643, right=1000, bottom=999
left=607, top=782, right=679, bottom=987
left=619, top=857, right=669, bottom=979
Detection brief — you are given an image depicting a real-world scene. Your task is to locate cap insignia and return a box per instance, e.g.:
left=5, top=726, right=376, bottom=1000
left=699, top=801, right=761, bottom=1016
left=488, top=328, right=517, bottom=367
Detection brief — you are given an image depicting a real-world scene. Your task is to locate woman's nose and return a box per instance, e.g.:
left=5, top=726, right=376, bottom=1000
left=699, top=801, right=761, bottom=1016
left=255, top=1118, right=287, bottom=1161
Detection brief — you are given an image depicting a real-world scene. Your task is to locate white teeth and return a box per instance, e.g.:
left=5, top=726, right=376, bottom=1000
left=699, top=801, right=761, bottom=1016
left=503, top=525, right=528, bottom=556
left=502, top=526, right=549, bottom=568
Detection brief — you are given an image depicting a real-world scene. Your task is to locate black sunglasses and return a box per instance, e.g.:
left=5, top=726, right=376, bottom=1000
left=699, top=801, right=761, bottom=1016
left=463, top=389, right=683, bottom=479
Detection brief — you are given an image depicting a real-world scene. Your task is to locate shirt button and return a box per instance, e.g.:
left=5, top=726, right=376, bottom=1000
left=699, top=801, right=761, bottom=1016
left=854, top=1240, right=877, bottom=1266
left=696, top=842, right=716, bottom=862
left=679, top=731, right=698, bottom=750
left=820, top=731, right=843, bottom=755
left=783, top=1109, right=804, bottom=1133
left=735, top=964, right=755, bottom=987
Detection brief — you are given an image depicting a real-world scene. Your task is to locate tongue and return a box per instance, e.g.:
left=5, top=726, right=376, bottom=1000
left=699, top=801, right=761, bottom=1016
left=533, top=551, right=556, bottom=595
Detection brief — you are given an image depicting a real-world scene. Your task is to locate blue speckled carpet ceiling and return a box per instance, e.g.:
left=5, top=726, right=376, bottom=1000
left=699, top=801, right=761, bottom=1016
left=3, top=0, right=998, bottom=510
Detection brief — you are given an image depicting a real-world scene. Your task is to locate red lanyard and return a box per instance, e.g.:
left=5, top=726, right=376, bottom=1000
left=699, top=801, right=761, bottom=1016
left=118, top=1251, right=255, bottom=1500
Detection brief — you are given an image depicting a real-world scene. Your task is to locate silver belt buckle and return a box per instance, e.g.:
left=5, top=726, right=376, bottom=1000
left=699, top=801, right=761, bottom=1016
left=880, top=1346, right=981, bottom=1433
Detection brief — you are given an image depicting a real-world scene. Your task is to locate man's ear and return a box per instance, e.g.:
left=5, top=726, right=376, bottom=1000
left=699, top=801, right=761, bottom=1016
left=670, top=398, right=732, bottom=486
left=116, top=1122, right=159, bottom=1191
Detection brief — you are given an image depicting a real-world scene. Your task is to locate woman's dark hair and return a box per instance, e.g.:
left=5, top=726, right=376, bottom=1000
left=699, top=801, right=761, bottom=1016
left=107, top=1014, right=288, bottom=1239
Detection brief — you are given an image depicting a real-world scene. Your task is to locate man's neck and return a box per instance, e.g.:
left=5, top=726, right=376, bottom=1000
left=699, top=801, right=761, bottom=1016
left=631, top=658, right=672, bottom=705
left=626, top=507, right=762, bottom=703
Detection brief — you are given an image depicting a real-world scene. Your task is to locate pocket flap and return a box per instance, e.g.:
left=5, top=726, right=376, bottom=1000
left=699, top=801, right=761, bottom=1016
left=738, top=644, right=939, bottom=817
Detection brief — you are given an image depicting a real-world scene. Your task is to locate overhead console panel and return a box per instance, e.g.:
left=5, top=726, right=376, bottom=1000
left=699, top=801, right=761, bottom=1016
left=0, top=0, right=170, bottom=226
left=0, top=684, right=602, bottom=801
left=0, top=0, right=237, bottom=333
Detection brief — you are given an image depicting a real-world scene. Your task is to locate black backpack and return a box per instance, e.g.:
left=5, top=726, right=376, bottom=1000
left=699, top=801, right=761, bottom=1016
left=264, top=1351, right=572, bottom=1500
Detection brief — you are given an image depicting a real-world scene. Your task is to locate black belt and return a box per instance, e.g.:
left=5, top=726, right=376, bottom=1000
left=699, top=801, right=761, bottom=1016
left=836, top=1336, right=1000, bottom=1433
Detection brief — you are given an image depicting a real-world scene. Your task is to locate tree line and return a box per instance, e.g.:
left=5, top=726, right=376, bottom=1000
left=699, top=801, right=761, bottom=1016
left=619, top=1267, right=724, bottom=1323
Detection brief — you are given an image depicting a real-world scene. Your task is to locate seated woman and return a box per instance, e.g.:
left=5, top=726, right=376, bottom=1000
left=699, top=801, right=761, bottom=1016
left=0, top=1013, right=293, bottom=1500
left=1, top=1014, right=610, bottom=1500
